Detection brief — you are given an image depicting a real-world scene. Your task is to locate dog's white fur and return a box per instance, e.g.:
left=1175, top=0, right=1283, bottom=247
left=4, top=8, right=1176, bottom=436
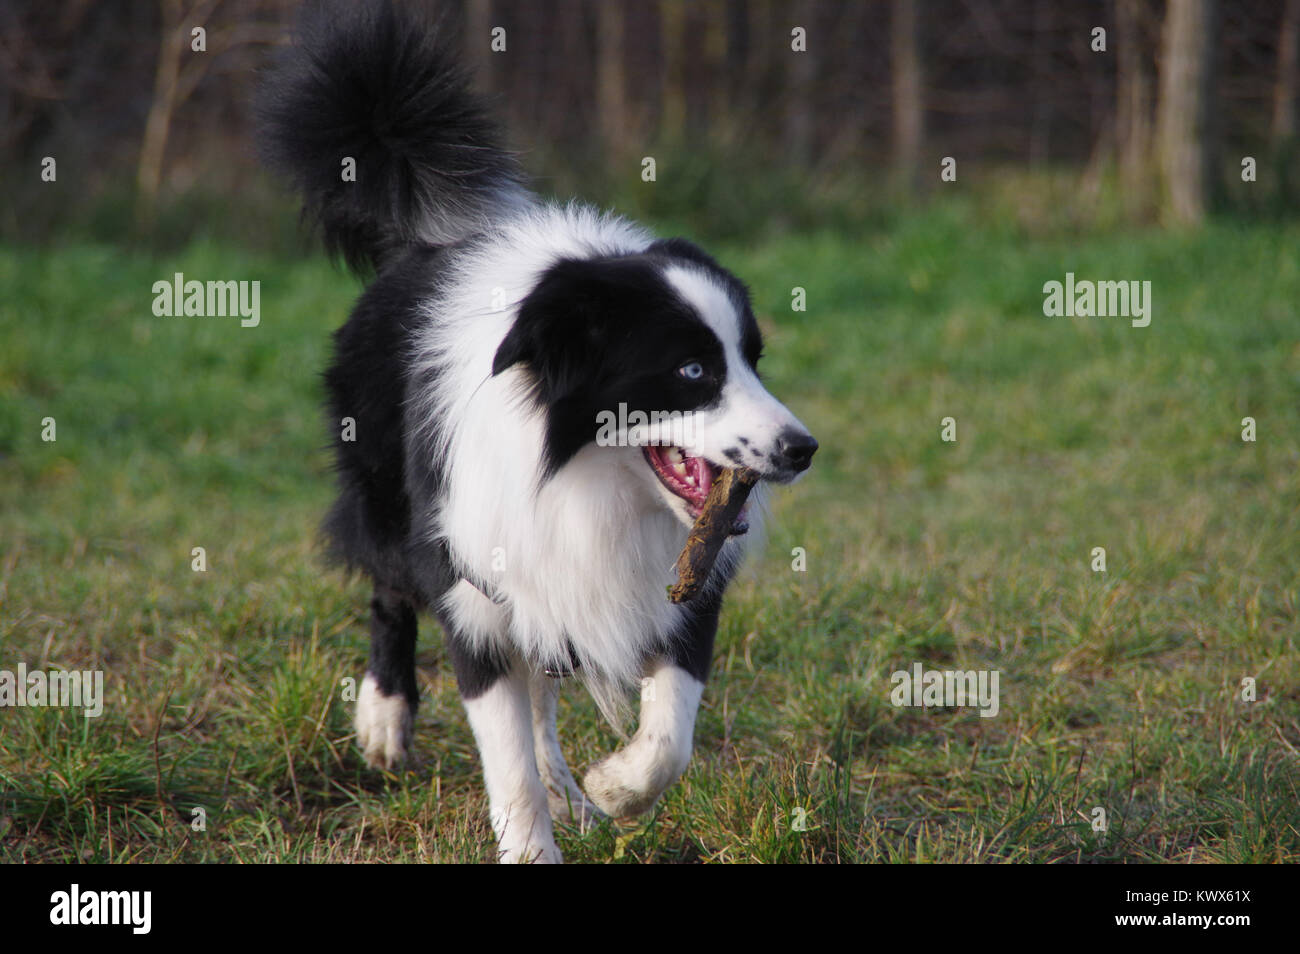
left=407, top=204, right=791, bottom=719
left=355, top=672, right=412, bottom=770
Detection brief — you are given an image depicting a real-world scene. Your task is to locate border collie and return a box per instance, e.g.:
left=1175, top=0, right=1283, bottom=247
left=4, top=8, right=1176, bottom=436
left=258, top=0, right=817, bottom=863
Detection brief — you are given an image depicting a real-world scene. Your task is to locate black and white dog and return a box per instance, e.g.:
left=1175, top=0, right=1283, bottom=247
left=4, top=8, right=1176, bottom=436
left=259, top=0, right=816, bottom=863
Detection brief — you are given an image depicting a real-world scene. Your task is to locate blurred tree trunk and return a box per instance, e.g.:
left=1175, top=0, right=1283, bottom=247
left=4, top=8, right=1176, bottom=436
left=785, top=0, right=814, bottom=167
left=682, top=0, right=713, bottom=136
left=1028, top=1, right=1050, bottom=168
left=595, top=0, right=626, bottom=156
left=138, top=0, right=229, bottom=230
left=660, top=0, right=686, bottom=142
left=744, top=0, right=776, bottom=137
left=555, top=0, right=586, bottom=148
left=136, top=0, right=189, bottom=230
left=136, top=0, right=278, bottom=230
left=1274, top=0, right=1300, bottom=142
left=1155, top=0, right=1216, bottom=227
left=725, top=0, right=750, bottom=128
left=1117, top=0, right=1152, bottom=219
left=891, top=0, right=922, bottom=192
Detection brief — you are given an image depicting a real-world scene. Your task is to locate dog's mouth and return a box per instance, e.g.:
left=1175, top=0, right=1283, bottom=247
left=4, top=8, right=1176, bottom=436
left=643, top=446, right=749, bottom=534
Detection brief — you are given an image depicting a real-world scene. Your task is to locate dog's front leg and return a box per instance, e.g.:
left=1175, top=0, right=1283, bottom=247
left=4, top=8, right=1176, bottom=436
left=583, top=658, right=705, bottom=819
left=451, top=639, right=560, bottom=863
left=584, top=597, right=718, bottom=819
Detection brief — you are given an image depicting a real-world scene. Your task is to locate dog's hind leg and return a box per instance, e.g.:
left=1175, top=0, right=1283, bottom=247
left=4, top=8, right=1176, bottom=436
left=451, top=639, right=561, bottom=864
left=355, top=583, right=419, bottom=769
left=529, top=673, right=604, bottom=832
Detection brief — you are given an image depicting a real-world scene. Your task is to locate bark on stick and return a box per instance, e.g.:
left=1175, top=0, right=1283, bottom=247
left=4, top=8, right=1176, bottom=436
left=668, top=467, right=759, bottom=603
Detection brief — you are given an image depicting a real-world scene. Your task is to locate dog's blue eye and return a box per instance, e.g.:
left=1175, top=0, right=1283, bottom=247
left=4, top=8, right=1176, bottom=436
left=678, top=361, right=705, bottom=381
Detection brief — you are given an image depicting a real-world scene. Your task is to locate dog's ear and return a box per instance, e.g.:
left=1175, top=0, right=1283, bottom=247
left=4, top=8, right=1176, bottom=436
left=492, top=257, right=644, bottom=400
left=490, top=322, right=540, bottom=377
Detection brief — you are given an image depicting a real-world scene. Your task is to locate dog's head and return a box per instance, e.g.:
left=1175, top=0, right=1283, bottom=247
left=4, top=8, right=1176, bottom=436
left=491, top=238, right=817, bottom=529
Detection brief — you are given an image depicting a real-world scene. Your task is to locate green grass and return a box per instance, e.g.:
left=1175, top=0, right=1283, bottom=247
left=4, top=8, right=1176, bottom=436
left=1, top=201, right=1298, bottom=863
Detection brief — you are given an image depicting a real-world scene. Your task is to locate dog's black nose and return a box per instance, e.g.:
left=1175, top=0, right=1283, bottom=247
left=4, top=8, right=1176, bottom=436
left=776, top=429, right=818, bottom=472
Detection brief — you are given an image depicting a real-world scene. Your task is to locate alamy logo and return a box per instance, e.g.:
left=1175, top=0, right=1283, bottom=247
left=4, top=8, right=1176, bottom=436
left=50, top=884, right=151, bottom=934
left=0, top=664, right=104, bottom=717
left=595, top=402, right=698, bottom=447
left=1042, top=272, right=1151, bottom=327
left=151, top=272, right=260, bottom=327
left=890, top=663, right=1000, bottom=718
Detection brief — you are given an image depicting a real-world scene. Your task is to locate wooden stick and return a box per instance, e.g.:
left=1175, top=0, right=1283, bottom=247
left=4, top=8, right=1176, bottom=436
left=668, top=467, right=760, bottom=603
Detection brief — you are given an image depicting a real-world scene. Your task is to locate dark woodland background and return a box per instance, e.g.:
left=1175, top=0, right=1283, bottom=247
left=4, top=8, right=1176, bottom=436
left=2, top=0, right=1297, bottom=245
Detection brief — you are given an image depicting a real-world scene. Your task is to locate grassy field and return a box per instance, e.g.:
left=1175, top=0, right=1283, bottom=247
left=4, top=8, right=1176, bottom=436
left=1, top=201, right=1298, bottom=863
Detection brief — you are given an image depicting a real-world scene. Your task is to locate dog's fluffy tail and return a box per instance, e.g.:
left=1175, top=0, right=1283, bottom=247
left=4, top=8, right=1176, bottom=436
left=257, top=0, right=528, bottom=274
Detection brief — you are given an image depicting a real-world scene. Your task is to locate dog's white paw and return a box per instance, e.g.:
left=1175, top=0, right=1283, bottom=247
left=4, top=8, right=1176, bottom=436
left=583, top=733, right=691, bottom=819
left=355, top=672, right=413, bottom=769
left=583, top=760, right=658, bottom=819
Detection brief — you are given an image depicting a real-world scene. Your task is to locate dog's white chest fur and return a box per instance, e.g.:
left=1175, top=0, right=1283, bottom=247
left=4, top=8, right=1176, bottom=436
left=409, top=207, right=752, bottom=694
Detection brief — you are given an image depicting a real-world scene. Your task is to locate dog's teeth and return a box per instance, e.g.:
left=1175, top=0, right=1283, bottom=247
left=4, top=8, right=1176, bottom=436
left=673, top=462, right=688, bottom=478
